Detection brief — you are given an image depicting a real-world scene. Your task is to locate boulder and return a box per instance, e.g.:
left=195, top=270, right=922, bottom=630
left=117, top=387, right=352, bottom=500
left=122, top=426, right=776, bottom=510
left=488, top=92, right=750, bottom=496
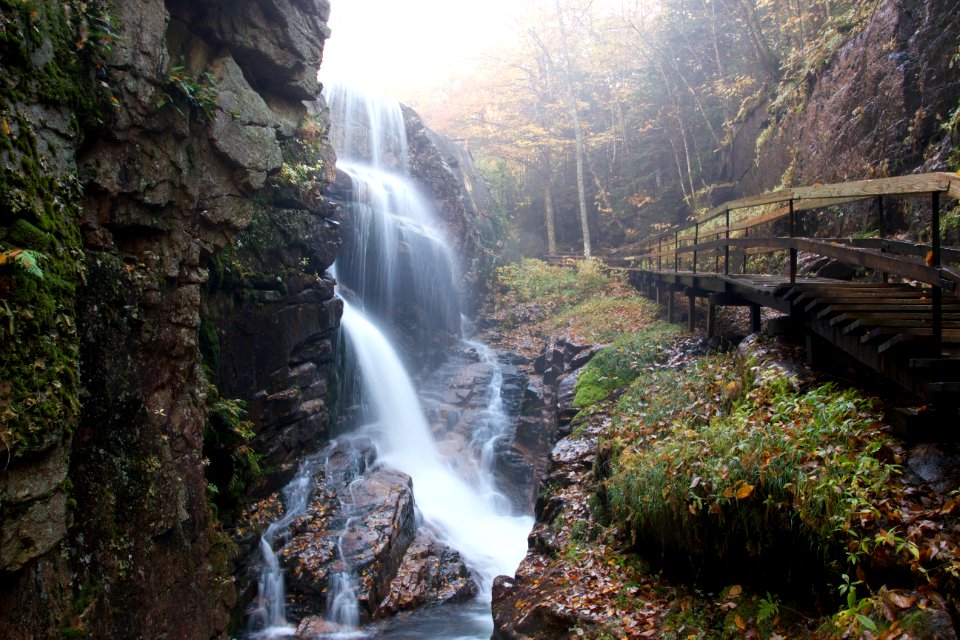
left=374, top=529, right=478, bottom=617
left=281, top=464, right=417, bottom=621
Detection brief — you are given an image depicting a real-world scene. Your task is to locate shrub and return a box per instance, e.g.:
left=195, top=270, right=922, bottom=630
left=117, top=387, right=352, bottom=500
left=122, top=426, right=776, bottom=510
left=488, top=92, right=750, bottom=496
left=598, top=361, right=899, bottom=593
left=496, top=257, right=609, bottom=306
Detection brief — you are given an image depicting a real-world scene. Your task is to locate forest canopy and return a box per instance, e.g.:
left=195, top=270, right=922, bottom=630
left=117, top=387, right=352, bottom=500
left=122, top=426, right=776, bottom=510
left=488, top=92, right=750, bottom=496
left=411, top=0, right=884, bottom=255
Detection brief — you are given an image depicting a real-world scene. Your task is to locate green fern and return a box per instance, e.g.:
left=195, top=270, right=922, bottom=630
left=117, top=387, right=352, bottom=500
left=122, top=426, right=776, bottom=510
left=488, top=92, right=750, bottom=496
left=0, top=248, right=45, bottom=278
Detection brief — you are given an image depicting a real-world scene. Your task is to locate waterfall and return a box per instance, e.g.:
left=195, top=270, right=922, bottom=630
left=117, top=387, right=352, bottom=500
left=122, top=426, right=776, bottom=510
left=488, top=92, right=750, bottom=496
left=327, top=81, right=531, bottom=593
left=467, top=339, right=515, bottom=515
left=247, top=83, right=531, bottom=638
left=340, top=303, right=531, bottom=592
left=247, top=456, right=326, bottom=638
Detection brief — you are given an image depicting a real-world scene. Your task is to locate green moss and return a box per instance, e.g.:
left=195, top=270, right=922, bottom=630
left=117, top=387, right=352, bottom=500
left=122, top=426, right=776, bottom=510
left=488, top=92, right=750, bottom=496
left=0, top=0, right=114, bottom=114
left=572, top=323, right=680, bottom=407
left=0, top=0, right=112, bottom=459
left=208, top=206, right=317, bottom=292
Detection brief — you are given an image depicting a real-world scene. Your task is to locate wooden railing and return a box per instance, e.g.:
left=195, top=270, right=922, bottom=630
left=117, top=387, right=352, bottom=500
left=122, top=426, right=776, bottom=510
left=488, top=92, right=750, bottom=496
left=628, top=172, right=960, bottom=349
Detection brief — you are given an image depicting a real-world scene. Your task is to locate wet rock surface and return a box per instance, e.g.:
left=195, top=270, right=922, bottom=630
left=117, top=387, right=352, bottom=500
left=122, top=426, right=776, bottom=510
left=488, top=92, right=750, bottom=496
left=244, top=434, right=478, bottom=626
left=419, top=342, right=539, bottom=514
left=284, top=464, right=417, bottom=619
left=374, top=529, right=478, bottom=617
left=0, top=0, right=337, bottom=637
left=734, top=0, right=960, bottom=225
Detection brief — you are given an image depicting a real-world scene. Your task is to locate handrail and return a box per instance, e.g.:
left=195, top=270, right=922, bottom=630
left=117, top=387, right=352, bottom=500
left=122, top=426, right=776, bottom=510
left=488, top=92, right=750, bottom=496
left=630, top=172, right=960, bottom=352
left=640, top=172, right=960, bottom=250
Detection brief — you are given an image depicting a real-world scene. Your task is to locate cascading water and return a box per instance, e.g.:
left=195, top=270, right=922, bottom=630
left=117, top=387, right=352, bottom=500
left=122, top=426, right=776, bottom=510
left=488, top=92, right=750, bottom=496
left=340, top=303, right=531, bottom=592
left=328, top=82, right=532, bottom=630
left=246, top=82, right=532, bottom=638
left=247, top=456, right=325, bottom=638
left=326, top=82, right=460, bottom=356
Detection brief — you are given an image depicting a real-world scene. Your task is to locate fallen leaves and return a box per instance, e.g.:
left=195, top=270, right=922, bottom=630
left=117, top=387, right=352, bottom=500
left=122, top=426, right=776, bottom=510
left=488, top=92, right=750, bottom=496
left=735, top=482, right=755, bottom=500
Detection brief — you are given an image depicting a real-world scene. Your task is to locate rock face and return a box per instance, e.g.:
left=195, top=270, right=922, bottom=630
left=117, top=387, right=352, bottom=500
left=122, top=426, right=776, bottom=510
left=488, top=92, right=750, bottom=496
left=731, top=0, right=960, bottom=229
left=0, top=0, right=337, bottom=638
left=417, top=343, right=542, bottom=514
left=402, top=106, right=496, bottom=309
left=483, top=332, right=616, bottom=639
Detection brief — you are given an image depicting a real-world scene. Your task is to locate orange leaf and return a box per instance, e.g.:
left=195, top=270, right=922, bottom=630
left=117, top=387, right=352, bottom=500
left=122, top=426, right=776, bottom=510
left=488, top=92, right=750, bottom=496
left=728, top=584, right=743, bottom=597
left=736, top=483, right=755, bottom=499
left=734, top=615, right=746, bottom=630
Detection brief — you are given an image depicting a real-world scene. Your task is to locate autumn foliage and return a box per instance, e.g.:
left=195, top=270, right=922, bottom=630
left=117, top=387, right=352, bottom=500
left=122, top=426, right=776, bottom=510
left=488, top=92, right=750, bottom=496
left=491, top=262, right=960, bottom=639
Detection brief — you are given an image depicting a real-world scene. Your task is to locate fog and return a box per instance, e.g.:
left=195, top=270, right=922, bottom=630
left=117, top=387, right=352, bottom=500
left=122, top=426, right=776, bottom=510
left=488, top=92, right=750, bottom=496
left=320, top=0, right=525, bottom=105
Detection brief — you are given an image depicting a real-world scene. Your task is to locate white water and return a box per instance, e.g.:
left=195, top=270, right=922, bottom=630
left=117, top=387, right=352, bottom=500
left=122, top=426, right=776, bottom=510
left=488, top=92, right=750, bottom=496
left=247, top=457, right=327, bottom=638
left=327, top=81, right=532, bottom=601
left=341, top=302, right=531, bottom=593
left=467, top=339, right=516, bottom=516
left=248, top=83, right=532, bottom=638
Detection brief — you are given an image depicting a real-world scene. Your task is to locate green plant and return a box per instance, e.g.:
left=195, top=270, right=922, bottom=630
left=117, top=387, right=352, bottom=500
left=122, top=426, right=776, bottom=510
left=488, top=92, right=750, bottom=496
left=573, top=323, right=680, bottom=407
left=757, top=592, right=780, bottom=626
left=271, top=160, right=326, bottom=197
left=157, top=66, right=218, bottom=122
left=944, top=91, right=960, bottom=171
left=828, top=575, right=882, bottom=635
left=203, top=385, right=261, bottom=523
left=496, top=257, right=610, bottom=306
left=599, top=363, right=898, bottom=585
left=0, top=246, right=44, bottom=278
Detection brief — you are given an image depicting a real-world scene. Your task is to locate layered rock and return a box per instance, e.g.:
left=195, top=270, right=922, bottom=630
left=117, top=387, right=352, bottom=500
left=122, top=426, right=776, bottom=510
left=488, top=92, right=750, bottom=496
left=489, top=335, right=605, bottom=640
left=729, top=0, right=960, bottom=232
left=0, top=0, right=336, bottom=638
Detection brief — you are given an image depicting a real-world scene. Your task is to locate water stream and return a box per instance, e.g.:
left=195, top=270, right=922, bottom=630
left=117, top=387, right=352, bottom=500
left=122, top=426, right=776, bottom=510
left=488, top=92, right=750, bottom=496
left=245, top=84, right=533, bottom=638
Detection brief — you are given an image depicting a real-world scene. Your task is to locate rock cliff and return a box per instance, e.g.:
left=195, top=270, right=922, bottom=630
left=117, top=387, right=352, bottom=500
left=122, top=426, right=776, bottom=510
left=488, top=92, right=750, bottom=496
left=729, top=0, right=960, bottom=221
left=0, top=0, right=337, bottom=638
left=402, top=105, right=496, bottom=310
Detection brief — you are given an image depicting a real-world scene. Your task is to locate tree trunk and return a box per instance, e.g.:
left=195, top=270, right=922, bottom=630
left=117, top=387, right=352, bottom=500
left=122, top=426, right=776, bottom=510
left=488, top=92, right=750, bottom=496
left=736, top=0, right=781, bottom=79
left=544, top=185, right=557, bottom=255
left=555, top=0, right=592, bottom=258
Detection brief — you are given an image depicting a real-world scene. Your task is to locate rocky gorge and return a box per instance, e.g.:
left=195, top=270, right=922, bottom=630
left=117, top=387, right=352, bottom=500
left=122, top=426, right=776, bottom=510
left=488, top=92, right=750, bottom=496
left=2, top=0, right=960, bottom=638
left=0, top=0, right=517, bottom=637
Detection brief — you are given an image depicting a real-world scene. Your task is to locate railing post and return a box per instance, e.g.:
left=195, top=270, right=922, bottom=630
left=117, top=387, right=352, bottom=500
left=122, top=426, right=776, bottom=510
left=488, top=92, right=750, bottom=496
left=693, top=222, right=699, bottom=274
left=932, top=191, right=942, bottom=355
left=674, top=230, right=679, bottom=273
left=657, top=237, right=662, bottom=271
left=789, top=198, right=797, bottom=284
left=724, top=209, right=730, bottom=275
left=877, top=196, right=889, bottom=283
left=742, top=226, right=749, bottom=274
left=714, top=231, right=720, bottom=273
left=877, top=195, right=886, bottom=238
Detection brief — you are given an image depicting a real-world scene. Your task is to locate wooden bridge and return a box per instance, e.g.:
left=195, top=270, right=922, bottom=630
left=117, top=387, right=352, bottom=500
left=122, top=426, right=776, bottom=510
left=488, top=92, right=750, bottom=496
left=579, top=173, right=960, bottom=411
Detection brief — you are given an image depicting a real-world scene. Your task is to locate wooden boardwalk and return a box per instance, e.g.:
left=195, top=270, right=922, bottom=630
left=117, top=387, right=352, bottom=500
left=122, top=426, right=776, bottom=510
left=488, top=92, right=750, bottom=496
left=590, top=173, right=960, bottom=409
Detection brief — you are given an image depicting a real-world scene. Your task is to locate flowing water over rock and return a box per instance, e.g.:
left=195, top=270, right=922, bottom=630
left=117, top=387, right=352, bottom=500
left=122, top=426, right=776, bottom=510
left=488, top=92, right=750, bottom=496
left=244, top=84, right=533, bottom=638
